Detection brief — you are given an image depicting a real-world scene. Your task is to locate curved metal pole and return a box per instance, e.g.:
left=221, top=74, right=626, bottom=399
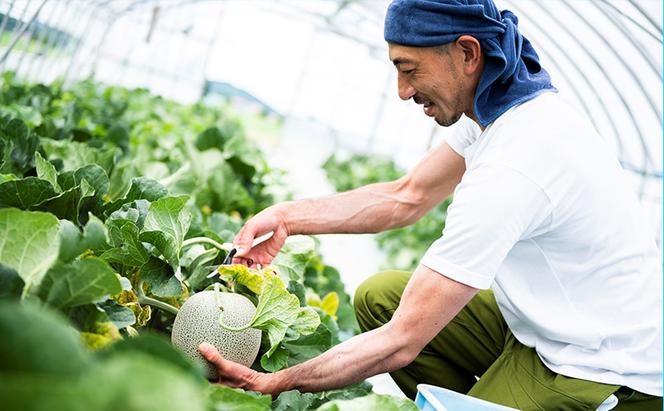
left=0, top=0, right=48, bottom=69
left=23, top=0, right=62, bottom=80
left=36, top=0, right=80, bottom=82
left=596, top=0, right=662, bottom=43
left=12, top=2, right=47, bottom=76
left=593, top=0, right=661, bottom=77
left=533, top=0, right=657, bottom=179
left=506, top=2, right=624, bottom=158
left=560, top=0, right=662, bottom=127
left=0, top=0, right=18, bottom=38
left=62, top=1, right=108, bottom=84
left=627, top=0, right=662, bottom=34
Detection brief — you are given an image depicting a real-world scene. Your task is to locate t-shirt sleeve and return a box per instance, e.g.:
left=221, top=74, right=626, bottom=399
left=420, top=164, right=553, bottom=289
left=443, top=116, right=482, bottom=157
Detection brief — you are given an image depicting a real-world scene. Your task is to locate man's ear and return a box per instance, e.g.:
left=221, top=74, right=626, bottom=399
left=455, top=35, right=482, bottom=75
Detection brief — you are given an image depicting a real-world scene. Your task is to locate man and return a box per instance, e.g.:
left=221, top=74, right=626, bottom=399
left=199, top=0, right=663, bottom=409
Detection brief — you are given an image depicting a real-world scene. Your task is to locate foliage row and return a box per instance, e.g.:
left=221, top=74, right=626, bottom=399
left=0, top=73, right=415, bottom=410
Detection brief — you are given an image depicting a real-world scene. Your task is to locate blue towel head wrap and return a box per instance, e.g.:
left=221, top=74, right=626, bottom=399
left=384, top=0, right=556, bottom=126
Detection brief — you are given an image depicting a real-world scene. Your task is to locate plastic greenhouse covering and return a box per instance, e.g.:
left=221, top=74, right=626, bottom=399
left=0, top=0, right=661, bottom=408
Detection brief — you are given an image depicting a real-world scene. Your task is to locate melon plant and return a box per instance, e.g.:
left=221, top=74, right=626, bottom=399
left=171, top=290, right=261, bottom=379
left=0, top=76, right=394, bottom=409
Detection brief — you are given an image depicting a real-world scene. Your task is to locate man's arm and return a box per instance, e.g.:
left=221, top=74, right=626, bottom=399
left=199, top=265, right=478, bottom=395
left=232, top=142, right=465, bottom=264
left=281, top=141, right=465, bottom=235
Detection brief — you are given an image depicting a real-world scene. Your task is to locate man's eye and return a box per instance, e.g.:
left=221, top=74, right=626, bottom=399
left=403, top=69, right=414, bottom=75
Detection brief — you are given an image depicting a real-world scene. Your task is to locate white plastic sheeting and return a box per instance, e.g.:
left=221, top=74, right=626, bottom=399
left=0, top=0, right=661, bottom=241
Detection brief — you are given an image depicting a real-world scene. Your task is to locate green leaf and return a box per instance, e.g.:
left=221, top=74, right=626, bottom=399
left=0, top=263, right=24, bottom=300
left=0, top=353, right=207, bottom=411
left=207, top=384, right=271, bottom=411
left=291, top=306, right=321, bottom=336
left=288, top=280, right=307, bottom=306
left=0, top=208, right=60, bottom=291
left=107, top=161, right=133, bottom=201
left=272, top=390, right=320, bottom=411
left=228, top=274, right=320, bottom=369
left=102, top=219, right=149, bottom=266
left=80, top=352, right=207, bottom=411
left=272, top=236, right=317, bottom=282
left=106, top=124, right=130, bottom=152
left=104, top=177, right=168, bottom=216
left=34, top=184, right=82, bottom=221
left=97, top=299, right=135, bottom=329
left=140, top=256, right=182, bottom=297
left=283, top=323, right=332, bottom=367
left=58, top=215, right=109, bottom=262
left=109, top=199, right=150, bottom=228
left=0, top=301, right=90, bottom=375
left=272, top=384, right=374, bottom=411
left=41, top=138, right=119, bottom=174
left=0, top=173, right=17, bottom=183
left=98, top=332, right=202, bottom=380
left=34, top=151, right=61, bottom=192
left=184, top=248, right=220, bottom=291
left=45, top=257, right=122, bottom=309
left=126, top=176, right=169, bottom=203
left=0, top=373, right=84, bottom=411
left=314, top=394, right=417, bottom=411
left=0, top=177, right=58, bottom=209
left=74, top=164, right=110, bottom=198
left=248, top=276, right=301, bottom=357
left=0, top=117, right=38, bottom=174
left=139, top=195, right=191, bottom=271
left=259, top=344, right=289, bottom=372
left=195, top=126, right=229, bottom=151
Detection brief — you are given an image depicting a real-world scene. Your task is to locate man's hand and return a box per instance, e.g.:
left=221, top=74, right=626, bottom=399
left=199, top=343, right=276, bottom=394
left=232, top=205, right=290, bottom=267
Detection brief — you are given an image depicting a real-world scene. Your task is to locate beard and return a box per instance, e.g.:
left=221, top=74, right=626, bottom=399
left=434, top=111, right=463, bottom=127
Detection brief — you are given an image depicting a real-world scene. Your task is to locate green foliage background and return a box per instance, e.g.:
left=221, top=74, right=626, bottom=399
left=0, top=73, right=411, bottom=410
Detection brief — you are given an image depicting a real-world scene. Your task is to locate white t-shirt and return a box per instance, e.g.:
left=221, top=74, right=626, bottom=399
left=421, top=92, right=663, bottom=396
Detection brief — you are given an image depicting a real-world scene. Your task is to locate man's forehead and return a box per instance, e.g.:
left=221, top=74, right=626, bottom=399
left=388, top=43, right=418, bottom=65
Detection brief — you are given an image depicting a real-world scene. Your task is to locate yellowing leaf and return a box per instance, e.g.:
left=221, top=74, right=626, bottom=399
left=80, top=322, right=122, bottom=351
left=217, top=264, right=271, bottom=295
left=320, top=292, right=339, bottom=317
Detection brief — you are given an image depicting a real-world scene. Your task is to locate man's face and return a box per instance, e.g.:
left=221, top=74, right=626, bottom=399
left=388, top=43, right=468, bottom=127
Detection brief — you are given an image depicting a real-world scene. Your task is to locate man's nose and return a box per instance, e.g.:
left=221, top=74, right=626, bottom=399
left=397, top=75, right=416, bottom=101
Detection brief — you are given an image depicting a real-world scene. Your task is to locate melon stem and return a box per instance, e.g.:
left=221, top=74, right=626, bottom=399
left=136, top=280, right=180, bottom=315
left=181, top=237, right=232, bottom=252
left=215, top=283, right=253, bottom=332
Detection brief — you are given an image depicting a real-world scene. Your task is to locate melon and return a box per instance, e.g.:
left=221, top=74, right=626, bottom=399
left=171, top=291, right=261, bottom=379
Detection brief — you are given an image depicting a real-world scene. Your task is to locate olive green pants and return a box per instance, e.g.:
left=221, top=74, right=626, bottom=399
left=353, top=270, right=662, bottom=411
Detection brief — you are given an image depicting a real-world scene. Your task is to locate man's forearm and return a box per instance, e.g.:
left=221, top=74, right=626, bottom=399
left=259, top=323, right=410, bottom=395
left=277, top=179, right=429, bottom=236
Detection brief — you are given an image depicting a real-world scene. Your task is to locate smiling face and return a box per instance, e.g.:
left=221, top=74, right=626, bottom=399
left=389, top=37, right=483, bottom=127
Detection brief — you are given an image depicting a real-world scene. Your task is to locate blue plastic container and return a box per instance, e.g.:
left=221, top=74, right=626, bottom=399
left=415, top=384, right=520, bottom=411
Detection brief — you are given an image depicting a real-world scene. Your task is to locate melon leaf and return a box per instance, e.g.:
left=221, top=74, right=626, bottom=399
left=140, top=195, right=191, bottom=273
left=44, top=257, right=122, bottom=309
left=0, top=208, right=60, bottom=291
left=217, top=264, right=265, bottom=294
left=218, top=274, right=320, bottom=369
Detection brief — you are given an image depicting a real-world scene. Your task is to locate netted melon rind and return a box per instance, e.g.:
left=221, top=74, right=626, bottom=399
left=171, top=291, right=261, bottom=379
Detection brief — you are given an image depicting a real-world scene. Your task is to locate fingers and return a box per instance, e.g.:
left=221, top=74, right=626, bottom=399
left=199, top=342, right=226, bottom=370
left=198, top=342, right=262, bottom=390
left=234, top=209, right=282, bottom=257
left=234, top=223, right=263, bottom=257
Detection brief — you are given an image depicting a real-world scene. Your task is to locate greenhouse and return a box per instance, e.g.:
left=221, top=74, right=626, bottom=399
left=0, top=0, right=661, bottom=410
